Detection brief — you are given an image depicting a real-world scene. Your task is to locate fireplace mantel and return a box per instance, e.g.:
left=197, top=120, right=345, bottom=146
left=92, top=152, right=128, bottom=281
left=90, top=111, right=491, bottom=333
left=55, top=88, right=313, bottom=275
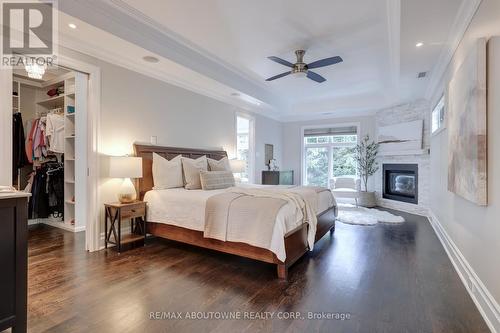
left=378, top=149, right=429, bottom=157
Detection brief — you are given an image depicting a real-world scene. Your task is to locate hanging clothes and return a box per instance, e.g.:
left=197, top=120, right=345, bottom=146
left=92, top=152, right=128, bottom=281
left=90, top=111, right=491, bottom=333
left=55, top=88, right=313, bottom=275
left=45, top=113, right=65, bottom=153
left=13, top=112, right=29, bottom=180
left=46, top=164, right=64, bottom=217
left=26, top=118, right=38, bottom=164
left=29, top=167, right=50, bottom=219
left=33, top=117, right=48, bottom=161
left=28, top=161, right=64, bottom=219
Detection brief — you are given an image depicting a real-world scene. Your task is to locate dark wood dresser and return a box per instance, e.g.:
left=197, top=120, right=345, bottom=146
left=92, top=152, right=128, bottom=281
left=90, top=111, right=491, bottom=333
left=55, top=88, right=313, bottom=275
left=262, top=170, right=294, bottom=185
left=0, top=192, right=29, bottom=333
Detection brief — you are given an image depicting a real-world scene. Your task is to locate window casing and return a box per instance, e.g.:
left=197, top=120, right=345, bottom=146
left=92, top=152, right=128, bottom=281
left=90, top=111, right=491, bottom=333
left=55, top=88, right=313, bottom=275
left=431, top=95, right=445, bottom=134
left=302, top=125, right=358, bottom=187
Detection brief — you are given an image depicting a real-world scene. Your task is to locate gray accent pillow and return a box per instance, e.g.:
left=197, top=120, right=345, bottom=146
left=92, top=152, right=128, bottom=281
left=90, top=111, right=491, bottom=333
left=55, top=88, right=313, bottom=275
left=200, top=171, right=235, bottom=190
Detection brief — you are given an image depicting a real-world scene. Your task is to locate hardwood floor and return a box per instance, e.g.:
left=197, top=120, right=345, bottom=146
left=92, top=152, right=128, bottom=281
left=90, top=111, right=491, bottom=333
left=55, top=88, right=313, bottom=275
left=24, top=209, right=489, bottom=333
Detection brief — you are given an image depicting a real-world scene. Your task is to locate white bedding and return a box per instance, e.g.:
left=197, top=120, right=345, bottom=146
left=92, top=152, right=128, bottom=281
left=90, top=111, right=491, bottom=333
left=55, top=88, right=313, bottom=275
left=144, top=185, right=334, bottom=234
left=143, top=184, right=336, bottom=260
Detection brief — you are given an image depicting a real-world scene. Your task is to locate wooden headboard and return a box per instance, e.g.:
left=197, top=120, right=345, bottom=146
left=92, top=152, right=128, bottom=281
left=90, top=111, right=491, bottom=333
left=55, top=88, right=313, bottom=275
left=133, top=143, right=228, bottom=199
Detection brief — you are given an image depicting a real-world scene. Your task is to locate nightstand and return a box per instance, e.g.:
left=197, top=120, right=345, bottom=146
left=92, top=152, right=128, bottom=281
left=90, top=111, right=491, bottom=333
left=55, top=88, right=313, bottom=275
left=104, top=201, right=147, bottom=253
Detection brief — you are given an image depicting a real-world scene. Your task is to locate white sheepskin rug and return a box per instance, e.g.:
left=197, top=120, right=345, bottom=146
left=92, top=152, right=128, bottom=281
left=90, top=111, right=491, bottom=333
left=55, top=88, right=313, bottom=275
left=337, top=203, right=405, bottom=226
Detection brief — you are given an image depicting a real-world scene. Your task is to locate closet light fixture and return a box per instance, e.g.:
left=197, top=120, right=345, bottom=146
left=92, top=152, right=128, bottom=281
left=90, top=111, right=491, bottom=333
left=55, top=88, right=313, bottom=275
left=68, top=23, right=77, bottom=29
left=25, top=63, right=46, bottom=79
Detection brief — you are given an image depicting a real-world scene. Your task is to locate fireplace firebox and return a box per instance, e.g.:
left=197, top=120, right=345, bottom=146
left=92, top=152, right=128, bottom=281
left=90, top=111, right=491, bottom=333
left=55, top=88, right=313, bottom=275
left=382, top=164, right=418, bottom=204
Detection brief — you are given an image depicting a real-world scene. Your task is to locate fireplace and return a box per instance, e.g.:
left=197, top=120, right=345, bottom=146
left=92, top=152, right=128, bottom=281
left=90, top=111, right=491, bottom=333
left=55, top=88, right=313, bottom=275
left=383, top=164, right=418, bottom=204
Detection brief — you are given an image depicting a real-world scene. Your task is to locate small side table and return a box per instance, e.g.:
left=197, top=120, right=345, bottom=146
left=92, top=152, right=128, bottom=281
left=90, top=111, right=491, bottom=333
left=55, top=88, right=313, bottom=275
left=104, top=201, right=147, bottom=253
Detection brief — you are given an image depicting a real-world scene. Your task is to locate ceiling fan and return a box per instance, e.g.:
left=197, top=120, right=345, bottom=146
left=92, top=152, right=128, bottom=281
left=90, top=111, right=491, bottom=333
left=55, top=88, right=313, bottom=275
left=266, top=50, right=343, bottom=83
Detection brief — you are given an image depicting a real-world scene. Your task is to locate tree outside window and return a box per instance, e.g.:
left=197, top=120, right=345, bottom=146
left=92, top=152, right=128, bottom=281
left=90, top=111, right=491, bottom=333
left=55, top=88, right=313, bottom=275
left=303, top=132, right=358, bottom=186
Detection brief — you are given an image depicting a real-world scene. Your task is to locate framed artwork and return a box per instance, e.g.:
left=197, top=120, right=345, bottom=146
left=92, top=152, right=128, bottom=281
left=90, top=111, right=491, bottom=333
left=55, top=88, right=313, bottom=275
left=265, top=144, right=274, bottom=167
left=447, top=38, right=487, bottom=206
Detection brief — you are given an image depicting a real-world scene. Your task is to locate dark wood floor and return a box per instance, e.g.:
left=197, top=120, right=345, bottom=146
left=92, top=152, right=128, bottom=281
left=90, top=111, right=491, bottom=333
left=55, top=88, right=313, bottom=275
left=24, top=209, right=488, bottom=333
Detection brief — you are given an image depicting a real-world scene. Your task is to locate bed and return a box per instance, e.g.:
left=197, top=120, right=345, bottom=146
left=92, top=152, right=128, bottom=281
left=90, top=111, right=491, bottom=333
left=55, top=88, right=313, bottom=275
left=134, top=143, right=338, bottom=279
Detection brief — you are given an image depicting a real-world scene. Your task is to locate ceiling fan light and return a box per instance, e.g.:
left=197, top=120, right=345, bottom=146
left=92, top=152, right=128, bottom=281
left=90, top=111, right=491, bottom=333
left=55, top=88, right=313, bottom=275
left=294, top=71, right=307, bottom=78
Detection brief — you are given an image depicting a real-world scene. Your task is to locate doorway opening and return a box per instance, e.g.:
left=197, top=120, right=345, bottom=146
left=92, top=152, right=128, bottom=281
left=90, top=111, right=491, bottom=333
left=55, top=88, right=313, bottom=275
left=11, top=64, right=90, bottom=240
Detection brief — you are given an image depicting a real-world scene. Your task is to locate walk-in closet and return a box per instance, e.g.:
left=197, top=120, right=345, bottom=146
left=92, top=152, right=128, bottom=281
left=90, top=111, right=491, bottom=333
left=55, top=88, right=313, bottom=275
left=12, top=66, right=88, bottom=233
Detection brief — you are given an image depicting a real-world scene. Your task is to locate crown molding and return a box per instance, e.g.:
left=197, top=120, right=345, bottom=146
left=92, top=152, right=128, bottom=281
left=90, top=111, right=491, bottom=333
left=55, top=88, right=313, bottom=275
left=424, top=0, right=483, bottom=100
left=385, top=0, right=401, bottom=103
left=58, top=0, right=286, bottom=111
left=107, top=0, right=269, bottom=90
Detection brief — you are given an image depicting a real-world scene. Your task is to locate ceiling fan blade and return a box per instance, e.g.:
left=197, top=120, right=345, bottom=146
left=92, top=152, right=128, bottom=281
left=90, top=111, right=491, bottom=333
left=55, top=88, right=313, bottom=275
left=306, top=71, right=326, bottom=83
left=268, top=56, right=294, bottom=68
left=307, top=56, right=343, bottom=69
left=266, top=71, right=292, bottom=81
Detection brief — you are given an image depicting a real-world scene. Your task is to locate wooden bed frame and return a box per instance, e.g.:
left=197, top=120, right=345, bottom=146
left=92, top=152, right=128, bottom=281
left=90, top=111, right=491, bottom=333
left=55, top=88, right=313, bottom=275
left=133, top=143, right=336, bottom=279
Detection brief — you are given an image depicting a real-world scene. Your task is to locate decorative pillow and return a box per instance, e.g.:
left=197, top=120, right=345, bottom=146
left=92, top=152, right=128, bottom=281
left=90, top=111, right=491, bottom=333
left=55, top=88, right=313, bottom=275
left=200, top=171, right=235, bottom=190
left=181, top=156, right=208, bottom=190
left=207, top=157, right=231, bottom=171
left=152, top=153, right=183, bottom=189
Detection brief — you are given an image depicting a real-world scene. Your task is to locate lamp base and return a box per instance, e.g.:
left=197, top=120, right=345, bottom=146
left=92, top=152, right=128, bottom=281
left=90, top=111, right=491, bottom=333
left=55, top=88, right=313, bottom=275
left=118, top=178, right=137, bottom=203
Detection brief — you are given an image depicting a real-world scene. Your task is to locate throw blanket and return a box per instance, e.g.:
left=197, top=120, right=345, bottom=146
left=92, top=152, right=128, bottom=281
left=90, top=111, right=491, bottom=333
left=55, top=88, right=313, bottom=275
left=204, top=186, right=327, bottom=261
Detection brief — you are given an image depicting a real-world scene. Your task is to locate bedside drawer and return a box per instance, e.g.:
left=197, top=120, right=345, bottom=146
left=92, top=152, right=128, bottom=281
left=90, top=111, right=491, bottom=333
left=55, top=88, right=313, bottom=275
left=121, top=204, right=145, bottom=219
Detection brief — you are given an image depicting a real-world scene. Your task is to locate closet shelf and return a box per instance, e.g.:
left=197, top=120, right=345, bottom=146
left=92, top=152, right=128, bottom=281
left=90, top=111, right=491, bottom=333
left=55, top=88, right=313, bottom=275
left=36, top=94, right=66, bottom=107
left=65, top=135, right=75, bottom=139
left=65, top=200, right=75, bottom=205
left=65, top=179, right=75, bottom=184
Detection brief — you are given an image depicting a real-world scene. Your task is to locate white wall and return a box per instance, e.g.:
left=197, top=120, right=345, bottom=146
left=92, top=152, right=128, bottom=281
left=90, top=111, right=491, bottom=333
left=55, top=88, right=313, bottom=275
left=281, top=115, right=376, bottom=186
left=428, top=0, right=500, bottom=325
left=254, top=115, right=282, bottom=184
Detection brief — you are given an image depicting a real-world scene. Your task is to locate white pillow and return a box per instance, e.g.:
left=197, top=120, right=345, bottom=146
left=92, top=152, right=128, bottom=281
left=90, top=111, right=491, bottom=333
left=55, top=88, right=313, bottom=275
left=207, top=157, right=231, bottom=172
left=152, top=153, right=183, bottom=189
left=181, top=156, right=208, bottom=190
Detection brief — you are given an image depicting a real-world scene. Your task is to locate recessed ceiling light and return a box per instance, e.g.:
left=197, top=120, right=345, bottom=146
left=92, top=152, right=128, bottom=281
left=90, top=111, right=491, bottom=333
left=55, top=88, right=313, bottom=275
left=142, top=56, right=159, bottom=63
left=68, top=23, right=77, bottom=29
left=416, top=42, right=424, bottom=48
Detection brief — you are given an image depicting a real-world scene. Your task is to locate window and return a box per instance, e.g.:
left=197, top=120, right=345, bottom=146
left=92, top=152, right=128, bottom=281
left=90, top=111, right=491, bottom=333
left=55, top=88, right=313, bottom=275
left=432, top=95, right=445, bottom=134
left=236, top=115, right=254, bottom=183
left=303, top=126, right=358, bottom=186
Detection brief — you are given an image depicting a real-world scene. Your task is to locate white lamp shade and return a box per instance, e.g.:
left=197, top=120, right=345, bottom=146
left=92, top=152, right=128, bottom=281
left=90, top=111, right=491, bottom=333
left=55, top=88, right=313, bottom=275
left=229, top=159, right=246, bottom=173
left=109, top=156, right=143, bottom=178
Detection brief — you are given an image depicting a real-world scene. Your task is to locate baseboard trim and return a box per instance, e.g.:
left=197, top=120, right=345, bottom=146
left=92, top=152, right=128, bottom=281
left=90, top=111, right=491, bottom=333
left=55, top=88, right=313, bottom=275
left=427, top=209, right=500, bottom=333
left=377, top=199, right=428, bottom=217
left=40, top=219, right=86, bottom=233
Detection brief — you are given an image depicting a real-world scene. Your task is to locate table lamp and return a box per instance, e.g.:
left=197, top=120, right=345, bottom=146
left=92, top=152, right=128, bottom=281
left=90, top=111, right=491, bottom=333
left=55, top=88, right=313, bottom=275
left=229, top=159, right=246, bottom=183
left=109, top=156, right=143, bottom=203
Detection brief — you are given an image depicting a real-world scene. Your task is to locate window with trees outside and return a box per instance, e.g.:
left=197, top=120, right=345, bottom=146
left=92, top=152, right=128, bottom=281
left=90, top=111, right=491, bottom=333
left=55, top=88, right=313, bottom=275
left=303, top=126, right=358, bottom=187
left=236, top=115, right=254, bottom=183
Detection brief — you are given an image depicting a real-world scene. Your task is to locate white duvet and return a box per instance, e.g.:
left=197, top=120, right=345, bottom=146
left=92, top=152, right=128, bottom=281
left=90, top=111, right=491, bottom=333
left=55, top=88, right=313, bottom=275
left=143, top=184, right=336, bottom=261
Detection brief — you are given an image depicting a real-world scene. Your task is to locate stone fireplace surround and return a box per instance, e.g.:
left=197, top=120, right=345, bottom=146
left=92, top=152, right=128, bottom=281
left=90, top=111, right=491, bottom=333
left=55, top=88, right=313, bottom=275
left=374, top=100, right=430, bottom=215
